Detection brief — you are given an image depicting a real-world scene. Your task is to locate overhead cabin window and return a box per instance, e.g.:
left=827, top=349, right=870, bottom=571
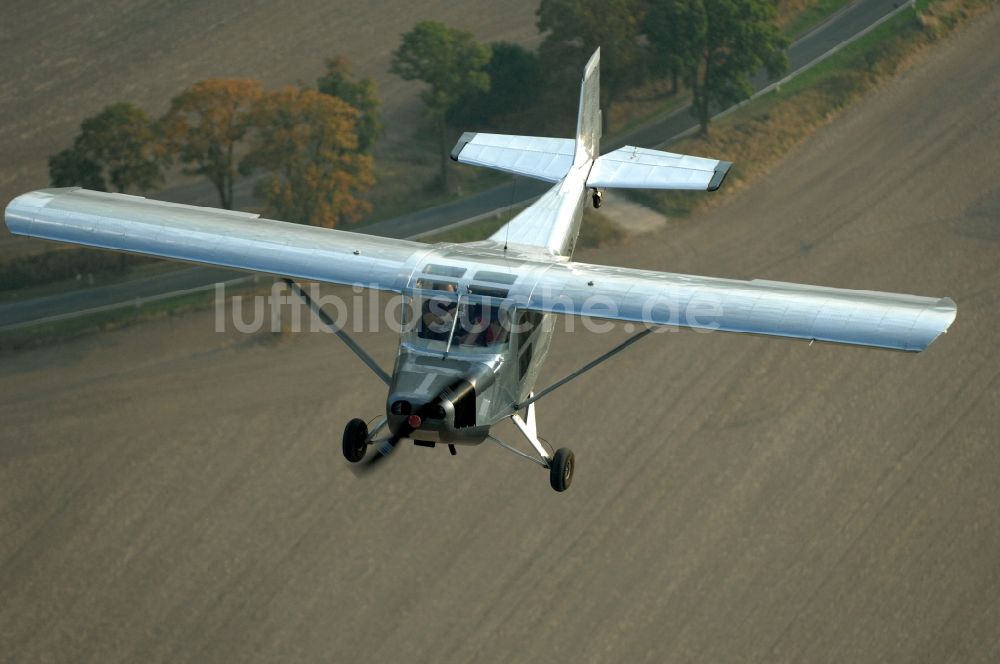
left=422, top=264, right=467, bottom=279
left=468, top=284, right=509, bottom=299
left=413, top=278, right=458, bottom=293
left=473, top=270, right=518, bottom=285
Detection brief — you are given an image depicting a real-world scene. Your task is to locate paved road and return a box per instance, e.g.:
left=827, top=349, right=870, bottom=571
left=2, top=11, right=997, bottom=660
left=0, top=0, right=907, bottom=331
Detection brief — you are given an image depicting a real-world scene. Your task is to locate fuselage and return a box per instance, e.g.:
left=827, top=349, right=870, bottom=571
left=384, top=163, right=590, bottom=444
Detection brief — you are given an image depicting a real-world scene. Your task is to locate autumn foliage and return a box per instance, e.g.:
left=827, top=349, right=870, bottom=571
left=49, top=59, right=379, bottom=229
left=244, top=87, right=374, bottom=228
left=161, top=79, right=263, bottom=210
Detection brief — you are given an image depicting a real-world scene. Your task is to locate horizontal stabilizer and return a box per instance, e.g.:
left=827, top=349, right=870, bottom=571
left=587, top=146, right=732, bottom=191
left=450, top=132, right=576, bottom=183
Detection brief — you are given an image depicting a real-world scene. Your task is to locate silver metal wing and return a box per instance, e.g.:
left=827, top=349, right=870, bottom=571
left=587, top=146, right=732, bottom=191
left=450, top=133, right=576, bottom=183
left=519, top=260, right=956, bottom=352
left=4, top=188, right=427, bottom=291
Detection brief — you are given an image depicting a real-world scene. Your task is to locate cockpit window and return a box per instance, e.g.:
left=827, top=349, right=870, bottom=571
left=450, top=300, right=510, bottom=347
left=407, top=292, right=511, bottom=352
left=417, top=295, right=458, bottom=341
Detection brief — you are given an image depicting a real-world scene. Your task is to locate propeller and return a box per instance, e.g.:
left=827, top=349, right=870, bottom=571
left=350, top=378, right=474, bottom=476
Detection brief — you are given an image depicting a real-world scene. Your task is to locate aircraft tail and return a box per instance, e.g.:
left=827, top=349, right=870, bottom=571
left=448, top=49, right=602, bottom=183
left=575, top=48, right=601, bottom=165
left=450, top=47, right=731, bottom=192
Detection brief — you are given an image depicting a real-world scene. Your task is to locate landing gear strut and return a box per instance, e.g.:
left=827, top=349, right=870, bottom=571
left=489, top=396, right=575, bottom=492
left=591, top=188, right=603, bottom=209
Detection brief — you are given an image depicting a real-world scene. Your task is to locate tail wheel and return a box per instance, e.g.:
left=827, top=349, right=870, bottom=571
left=343, top=418, right=369, bottom=463
left=549, top=448, right=575, bottom=492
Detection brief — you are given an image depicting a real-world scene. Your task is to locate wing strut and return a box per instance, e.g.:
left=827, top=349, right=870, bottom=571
left=514, top=326, right=654, bottom=411
left=283, top=279, right=392, bottom=386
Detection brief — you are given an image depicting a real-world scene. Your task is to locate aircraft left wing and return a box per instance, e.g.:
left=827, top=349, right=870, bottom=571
left=519, top=260, right=956, bottom=352
left=4, top=188, right=427, bottom=291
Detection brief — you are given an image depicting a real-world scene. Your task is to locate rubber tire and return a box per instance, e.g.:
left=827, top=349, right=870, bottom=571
left=549, top=448, right=575, bottom=492
left=343, top=418, right=369, bottom=463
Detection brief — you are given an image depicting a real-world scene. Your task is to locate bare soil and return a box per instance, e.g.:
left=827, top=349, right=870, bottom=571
left=2, top=7, right=999, bottom=662
left=0, top=0, right=541, bottom=259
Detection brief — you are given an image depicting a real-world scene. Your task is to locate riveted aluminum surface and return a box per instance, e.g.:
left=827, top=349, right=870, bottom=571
left=5, top=188, right=426, bottom=293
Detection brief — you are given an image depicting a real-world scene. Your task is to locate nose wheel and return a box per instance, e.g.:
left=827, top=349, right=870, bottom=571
left=342, top=418, right=369, bottom=463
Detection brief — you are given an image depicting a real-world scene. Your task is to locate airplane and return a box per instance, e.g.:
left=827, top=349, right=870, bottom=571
left=4, top=49, right=956, bottom=492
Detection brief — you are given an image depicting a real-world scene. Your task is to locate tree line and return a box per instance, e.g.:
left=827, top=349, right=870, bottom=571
left=394, top=0, right=788, bottom=191
left=50, top=0, right=787, bottom=226
left=50, top=58, right=379, bottom=228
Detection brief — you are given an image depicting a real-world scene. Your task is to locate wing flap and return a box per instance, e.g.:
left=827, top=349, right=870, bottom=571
left=521, top=262, right=956, bottom=352
left=450, top=132, right=576, bottom=183
left=587, top=146, right=732, bottom=191
left=5, top=188, right=426, bottom=291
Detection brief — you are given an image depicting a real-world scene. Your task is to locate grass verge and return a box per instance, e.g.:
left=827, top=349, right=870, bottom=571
left=629, top=0, right=995, bottom=219
left=0, top=279, right=270, bottom=354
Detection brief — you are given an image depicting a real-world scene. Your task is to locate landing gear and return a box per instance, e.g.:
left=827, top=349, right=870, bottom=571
left=342, top=418, right=369, bottom=463
left=488, top=396, right=576, bottom=492
left=591, top=188, right=603, bottom=208
left=549, top=448, right=575, bottom=492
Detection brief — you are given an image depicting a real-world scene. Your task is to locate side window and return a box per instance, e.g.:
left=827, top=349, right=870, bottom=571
left=514, top=311, right=543, bottom=343
left=515, top=311, right=542, bottom=379
left=519, top=343, right=534, bottom=379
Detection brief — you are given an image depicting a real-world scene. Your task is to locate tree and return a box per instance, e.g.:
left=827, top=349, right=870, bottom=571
left=48, top=149, right=104, bottom=191
left=536, top=0, right=650, bottom=121
left=161, top=79, right=262, bottom=210
left=645, top=0, right=788, bottom=135
left=48, top=102, right=163, bottom=193
left=243, top=87, right=374, bottom=228
left=391, top=21, right=491, bottom=192
left=645, top=0, right=695, bottom=94
left=317, top=57, right=382, bottom=153
left=447, top=42, right=544, bottom=129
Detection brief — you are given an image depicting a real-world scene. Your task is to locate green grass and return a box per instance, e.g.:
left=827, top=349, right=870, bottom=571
left=0, top=279, right=268, bottom=354
left=628, top=0, right=990, bottom=220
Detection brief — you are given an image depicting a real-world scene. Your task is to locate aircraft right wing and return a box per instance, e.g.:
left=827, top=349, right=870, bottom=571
left=4, top=188, right=429, bottom=292
left=518, top=260, right=956, bottom=352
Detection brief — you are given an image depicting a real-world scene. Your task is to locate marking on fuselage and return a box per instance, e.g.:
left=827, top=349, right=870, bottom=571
left=416, top=372, right=436, bottom=395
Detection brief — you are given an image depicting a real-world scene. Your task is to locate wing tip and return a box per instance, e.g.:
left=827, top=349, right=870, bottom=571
left=450, top=132, right=478, bottom=162
left=707, top=161, right=733, bottom=191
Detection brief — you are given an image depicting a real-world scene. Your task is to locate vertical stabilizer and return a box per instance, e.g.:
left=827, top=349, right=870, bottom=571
left=575, top=48, right=601, bottom=165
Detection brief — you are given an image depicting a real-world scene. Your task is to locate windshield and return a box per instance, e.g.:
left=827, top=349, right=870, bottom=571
left=404, top=290, right=511, bottom=354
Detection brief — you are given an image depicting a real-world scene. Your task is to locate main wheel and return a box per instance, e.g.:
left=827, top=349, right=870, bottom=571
left=549, top=448, right=575, bottom=492
left=342, top=418, right=369, bottom=463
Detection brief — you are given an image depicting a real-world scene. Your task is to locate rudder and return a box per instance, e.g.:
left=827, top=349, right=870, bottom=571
left=575, top=48, right=601, bottom=165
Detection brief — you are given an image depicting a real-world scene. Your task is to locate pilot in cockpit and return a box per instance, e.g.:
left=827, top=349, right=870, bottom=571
left=418, top=283, right=457, bottom=341
left=457, top=304, right=509, bottom=347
